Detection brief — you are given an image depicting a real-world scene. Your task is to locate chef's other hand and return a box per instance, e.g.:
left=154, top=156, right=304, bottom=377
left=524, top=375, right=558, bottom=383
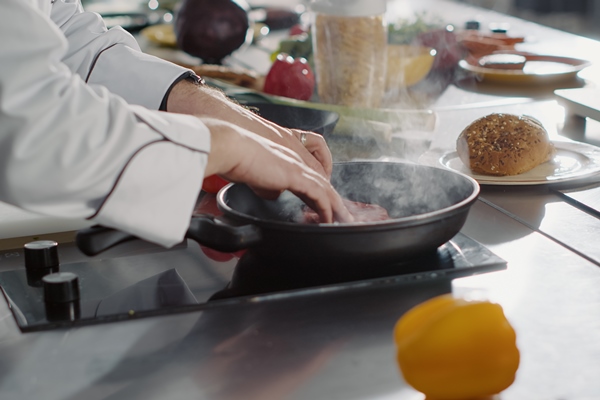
left=203, top=118, right=353, bottom=224
left=166, top=80, right=333, bottom=177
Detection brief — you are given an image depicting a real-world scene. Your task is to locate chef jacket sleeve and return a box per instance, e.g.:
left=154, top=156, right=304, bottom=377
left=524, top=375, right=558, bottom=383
left=50, top=0, right=190, bottom=110
left=0, top=0, right=210, bottom=248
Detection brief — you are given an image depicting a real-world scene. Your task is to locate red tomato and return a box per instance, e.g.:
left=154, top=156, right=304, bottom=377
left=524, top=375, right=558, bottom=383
left=202, top=175, right=229, bottom=194
left=263, top=53, right=315, bottom=101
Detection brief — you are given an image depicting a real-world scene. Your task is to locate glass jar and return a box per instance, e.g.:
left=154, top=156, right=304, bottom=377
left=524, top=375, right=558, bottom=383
left=310, top=0, right=387, bottom=109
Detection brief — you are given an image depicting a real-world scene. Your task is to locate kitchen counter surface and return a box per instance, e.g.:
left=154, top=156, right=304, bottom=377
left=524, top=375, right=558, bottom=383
left=0, top=203, right=91, bottom=249
left=3, top=1, right=600, bottom=399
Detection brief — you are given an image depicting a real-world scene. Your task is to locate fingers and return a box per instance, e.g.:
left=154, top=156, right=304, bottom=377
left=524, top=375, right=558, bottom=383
left=292, top=129, right=333, bottom=177
left=280, top=131, right=328, bottom=177
left=240, top=142, right=351, bottom=224
left=239, top=106, right=333, bottom=177
left=284, top=167, right=354, bottom=224
left=204, top=118, right=350, bottom=224
left=298, top=187, right=355, bottom=224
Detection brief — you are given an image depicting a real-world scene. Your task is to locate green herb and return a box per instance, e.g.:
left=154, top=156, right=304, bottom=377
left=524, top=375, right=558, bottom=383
left=388, top=13, right=443, bottom=44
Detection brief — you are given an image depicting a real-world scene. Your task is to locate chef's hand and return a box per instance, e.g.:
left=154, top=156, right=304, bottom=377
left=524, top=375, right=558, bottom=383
left=166, top=79, right=333, bottom=177
left=202, top=118, right=353, bottom=224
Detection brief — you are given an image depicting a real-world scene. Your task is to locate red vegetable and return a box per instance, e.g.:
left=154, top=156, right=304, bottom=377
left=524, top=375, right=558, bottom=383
left=202, top=175, right=229, bottom=194
left=263, top=53, right=315, bottom=101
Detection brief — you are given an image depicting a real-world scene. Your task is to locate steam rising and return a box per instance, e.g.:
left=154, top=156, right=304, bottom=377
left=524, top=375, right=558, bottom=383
left=324, top=69, right=450, bottom=163
left=328, top=162, right=471, bottom=221
left=225, top=162, right=475, bottom=226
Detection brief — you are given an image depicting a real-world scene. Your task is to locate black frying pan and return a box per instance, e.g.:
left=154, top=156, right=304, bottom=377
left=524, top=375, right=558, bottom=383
left=76, top=161, right=479, bottom=266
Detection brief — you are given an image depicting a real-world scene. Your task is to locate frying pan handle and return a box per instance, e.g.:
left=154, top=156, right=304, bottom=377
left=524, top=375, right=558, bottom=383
left=76, top=215, right=262, bottom=256
left=76, top=225, right=137, bottom=256
left=186, top=215, right=262, bottom=252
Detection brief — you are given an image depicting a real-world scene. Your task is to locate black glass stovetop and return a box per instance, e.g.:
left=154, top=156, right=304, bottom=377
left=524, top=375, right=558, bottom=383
left=0, top=230, right=506, bottom=333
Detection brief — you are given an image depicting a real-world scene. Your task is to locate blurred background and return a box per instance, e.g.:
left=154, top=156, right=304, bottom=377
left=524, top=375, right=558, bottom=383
left=80, top=0, right=600, bottom=40
left=76, top=0, right=600, bottom=48
left=454, top=0, right=600, bottom=39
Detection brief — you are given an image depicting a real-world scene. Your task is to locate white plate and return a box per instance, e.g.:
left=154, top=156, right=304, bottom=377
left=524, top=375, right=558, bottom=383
left=418, top=140, right=600, bottom=185
left=458, top=54, right=591, bottom=85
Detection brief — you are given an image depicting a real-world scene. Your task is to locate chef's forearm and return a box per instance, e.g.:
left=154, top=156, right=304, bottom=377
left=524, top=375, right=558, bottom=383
left=165, top=79, right=278, bottom=136
left=165, top=78, right=333, bottom=177
left=166, top=78, right=233, bottom=115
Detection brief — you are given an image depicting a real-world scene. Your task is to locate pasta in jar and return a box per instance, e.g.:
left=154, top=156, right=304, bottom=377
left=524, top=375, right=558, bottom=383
left=311, top=1, right=387, bottom=109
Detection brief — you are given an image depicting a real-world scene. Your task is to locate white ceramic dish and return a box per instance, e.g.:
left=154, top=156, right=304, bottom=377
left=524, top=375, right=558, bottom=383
left=459, top=53, right=591, bottom=85
left=418, top=140, right=600, bottom=185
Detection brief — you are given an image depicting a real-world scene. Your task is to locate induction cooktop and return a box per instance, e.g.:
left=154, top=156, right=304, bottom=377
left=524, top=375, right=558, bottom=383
left=0, top=231, right=506, bottom=333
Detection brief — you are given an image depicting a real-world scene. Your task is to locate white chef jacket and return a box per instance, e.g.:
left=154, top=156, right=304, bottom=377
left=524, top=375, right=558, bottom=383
left=0, top=0, right=212, bottom=247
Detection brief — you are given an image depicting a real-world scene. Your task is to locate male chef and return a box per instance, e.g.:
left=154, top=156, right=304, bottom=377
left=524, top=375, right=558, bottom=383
left=0, top=0, right=352, bottom=248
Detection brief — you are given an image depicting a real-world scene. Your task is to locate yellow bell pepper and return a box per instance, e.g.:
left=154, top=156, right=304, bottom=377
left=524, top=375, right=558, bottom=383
left=394, top=294, right=520, bottom=400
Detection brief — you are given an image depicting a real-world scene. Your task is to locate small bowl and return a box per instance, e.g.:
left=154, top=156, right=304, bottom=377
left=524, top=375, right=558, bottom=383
left=385, top=45, right=437, bottom=89
left=141, top=24, right=177, bottom=47
left=243, top=102, right=340, bottom=135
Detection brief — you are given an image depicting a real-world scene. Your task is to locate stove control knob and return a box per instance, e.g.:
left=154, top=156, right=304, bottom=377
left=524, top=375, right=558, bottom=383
left=42, top=272, right=80, bottom=303
left=24, top=241, right=60, bottom=287
left=24, top=240, right=59, bottom=270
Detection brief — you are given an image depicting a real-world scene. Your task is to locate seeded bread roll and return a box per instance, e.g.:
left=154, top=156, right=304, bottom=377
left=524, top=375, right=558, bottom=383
left=456, top=113, right=556, bottom=176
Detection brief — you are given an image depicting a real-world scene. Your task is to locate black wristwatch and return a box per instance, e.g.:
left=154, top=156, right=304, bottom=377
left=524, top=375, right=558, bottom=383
left=184, top=72, right=205, bottom=86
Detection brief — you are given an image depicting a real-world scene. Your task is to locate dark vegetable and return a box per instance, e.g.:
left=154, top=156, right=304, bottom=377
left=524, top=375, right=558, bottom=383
left=174, top=0, right=251, bottom=64
left=261, top=8, right=300, bottom=31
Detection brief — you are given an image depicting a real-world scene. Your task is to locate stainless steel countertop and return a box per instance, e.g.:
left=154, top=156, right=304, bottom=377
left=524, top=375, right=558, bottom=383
left=3, top=1, right=600, bottom=399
